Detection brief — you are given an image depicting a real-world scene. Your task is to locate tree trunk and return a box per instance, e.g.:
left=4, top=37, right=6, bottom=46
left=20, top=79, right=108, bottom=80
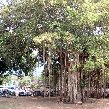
left=66, top=52, right=79, bottom=104
left=48, top=47, right=51, bottom=99
left=102, top=64, right=106, bottom=98
left=67, top=72, right=78, bottom=103
left=59, top=48, right=64, bottom=101
left=43, top=42, right=46, bottom=97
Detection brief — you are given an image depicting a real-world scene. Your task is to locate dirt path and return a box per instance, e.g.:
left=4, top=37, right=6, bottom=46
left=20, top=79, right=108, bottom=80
left=0, top=96, right=109, bottom=109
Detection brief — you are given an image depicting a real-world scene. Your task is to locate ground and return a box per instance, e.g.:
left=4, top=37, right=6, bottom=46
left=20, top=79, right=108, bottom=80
left=0, top=96, right=109, bottom=109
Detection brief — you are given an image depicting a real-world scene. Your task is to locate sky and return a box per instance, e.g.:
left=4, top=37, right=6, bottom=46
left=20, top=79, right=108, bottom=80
left=32, top=49, right=45, bottom=77
left=33, top=64, right=44, bottom=77
left=0, top=0, right=13, bottom=7
left=0, top=0, right=7, bottom=5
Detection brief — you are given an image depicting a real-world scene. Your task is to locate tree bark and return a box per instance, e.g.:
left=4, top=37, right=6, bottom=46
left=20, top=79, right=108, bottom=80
left=67, top=52, right=79, bottom=103
left=43, top=42, right=46, bottom=97
left=48, top=47, right=51, bottom=99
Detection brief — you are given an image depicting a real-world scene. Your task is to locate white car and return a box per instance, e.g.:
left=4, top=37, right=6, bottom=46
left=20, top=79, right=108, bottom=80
left=19, top=89, right=27, bottom=96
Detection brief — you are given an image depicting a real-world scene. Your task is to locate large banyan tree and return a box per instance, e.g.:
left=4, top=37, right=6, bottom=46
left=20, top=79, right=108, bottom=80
left=1, top=0, right=109, bottom=103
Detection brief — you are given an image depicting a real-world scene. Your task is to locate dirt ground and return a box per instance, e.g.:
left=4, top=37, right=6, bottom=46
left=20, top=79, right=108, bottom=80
left=0, top=96, right=109, bottom=109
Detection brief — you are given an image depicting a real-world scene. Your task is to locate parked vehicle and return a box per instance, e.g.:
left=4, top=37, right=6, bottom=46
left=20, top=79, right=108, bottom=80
left=33, top=90, right=42, bottom=97
left=7, top=86, right=16, bottom=96
left=32, top=89, right=58, bottom=97
left=26, top=91, right=32, bottom=96
left=2, top=89, right=10, bottom=97
left=0, top=86, right=10, bottom=97
left=19, top=89, right=27, bottom=96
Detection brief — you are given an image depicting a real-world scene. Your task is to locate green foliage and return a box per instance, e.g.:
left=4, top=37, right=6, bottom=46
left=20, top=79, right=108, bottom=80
left=1, top=0, right=109, bottom=78
left=19, top=76, right=31, bottom=87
